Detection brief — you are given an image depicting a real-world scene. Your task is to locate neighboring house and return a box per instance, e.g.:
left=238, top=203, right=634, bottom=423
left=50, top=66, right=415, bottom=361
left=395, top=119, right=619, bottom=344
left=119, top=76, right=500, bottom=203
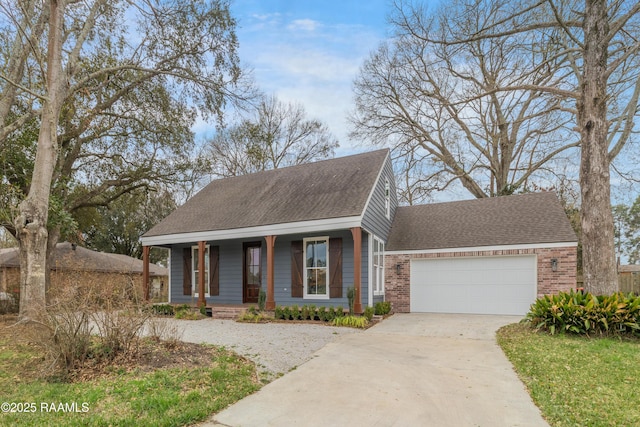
left=141, top=150, right=578, bottom=316
left=0, top=242, right=168, bottom=301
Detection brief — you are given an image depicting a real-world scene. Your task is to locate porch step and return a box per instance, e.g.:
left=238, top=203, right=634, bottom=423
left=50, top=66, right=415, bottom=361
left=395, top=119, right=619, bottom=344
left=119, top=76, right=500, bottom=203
left=210, top=306, right=247, bottom=320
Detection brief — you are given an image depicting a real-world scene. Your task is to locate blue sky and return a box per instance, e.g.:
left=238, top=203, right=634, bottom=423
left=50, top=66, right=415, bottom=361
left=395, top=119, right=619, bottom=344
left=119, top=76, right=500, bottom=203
left=202, top=0, right=393, bottom=155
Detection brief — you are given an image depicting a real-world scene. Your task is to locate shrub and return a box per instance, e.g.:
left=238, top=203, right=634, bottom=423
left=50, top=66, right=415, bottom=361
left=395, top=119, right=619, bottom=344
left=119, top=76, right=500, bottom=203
left=258, top=290, right=266, bottom=311
left=274, top=306, right=284, bottom=320
left=363, top=306, right=375, bottom=322
left=526, top=290, right=640, bottom=336
left=290, top=305, right=301, bottom=320
left=300, top=305, right=310, bottom=320
left=317, top=306, right=327, bottom=321
left=174, top=305, right=201, bottom=320
left=347, top=287, right=355, bottom=314
left=146, top=317, right=184, bottom=346
left=30, top=277, right=152, bottom=378
left=374, top=301, right=391, bottom=316
left=332, top=315, right=369, bottom=329
left=152, top=304, right=175, bottom=316
left=237, top=311, right=269, bottom=323
left=282, top=306, right=291, bottom=320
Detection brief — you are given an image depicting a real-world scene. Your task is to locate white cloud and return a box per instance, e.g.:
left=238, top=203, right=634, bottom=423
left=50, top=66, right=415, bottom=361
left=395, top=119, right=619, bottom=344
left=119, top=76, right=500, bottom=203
left=287, top=18, right=321, bottom=32
left=230, top=9, right=384, bottom=150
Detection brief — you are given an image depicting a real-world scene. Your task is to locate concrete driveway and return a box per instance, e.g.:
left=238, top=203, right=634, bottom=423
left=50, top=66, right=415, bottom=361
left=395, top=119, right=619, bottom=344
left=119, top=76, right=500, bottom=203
left=208, top=314, right=548, bottom=427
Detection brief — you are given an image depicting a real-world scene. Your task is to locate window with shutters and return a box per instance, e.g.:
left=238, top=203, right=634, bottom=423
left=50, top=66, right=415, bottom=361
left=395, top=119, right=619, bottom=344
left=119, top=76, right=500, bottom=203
left=373, top=237, right=385, bottom=295
left=192, top=245, right=210, bottom=297
left=304, top=237, right=329, bottom=299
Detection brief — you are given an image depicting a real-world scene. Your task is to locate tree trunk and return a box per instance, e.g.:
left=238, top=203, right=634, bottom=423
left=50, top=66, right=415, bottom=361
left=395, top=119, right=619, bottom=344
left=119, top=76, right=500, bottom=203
left=15, top=0, right=66, bottom=318
left=579, top=0, right=618, bottom=295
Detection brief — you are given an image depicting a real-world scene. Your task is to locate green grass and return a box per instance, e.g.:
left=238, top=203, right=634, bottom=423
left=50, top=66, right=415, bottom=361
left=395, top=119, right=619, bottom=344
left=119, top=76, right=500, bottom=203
left=497, top=323, right=640, bottom=427
left=0, top=333, right=259, bottom=426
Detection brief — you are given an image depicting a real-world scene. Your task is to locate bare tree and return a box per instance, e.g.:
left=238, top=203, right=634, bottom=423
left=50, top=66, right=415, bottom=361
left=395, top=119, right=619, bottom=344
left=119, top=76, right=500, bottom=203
left=352, top=0, right=640, bottom=294
left=351, top=0, right=577, bottom=199
left=0, top=0, right=246, bottom=316
left=453, top=0, right=640, bottom=294
left=209, top=95, right=338, bottom=177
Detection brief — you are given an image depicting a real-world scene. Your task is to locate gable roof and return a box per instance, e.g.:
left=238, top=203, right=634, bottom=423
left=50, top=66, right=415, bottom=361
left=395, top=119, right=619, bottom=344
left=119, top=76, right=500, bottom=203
left=0, top=242, right=167, bottom=276
left=386, top=192, right=577, bottom=251
left=144, top=150, right=390, bottom=240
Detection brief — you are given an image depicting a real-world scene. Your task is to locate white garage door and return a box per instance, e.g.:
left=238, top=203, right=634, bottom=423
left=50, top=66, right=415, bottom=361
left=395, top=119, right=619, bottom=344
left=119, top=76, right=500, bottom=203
left=410, top=256, right=537, bottom=315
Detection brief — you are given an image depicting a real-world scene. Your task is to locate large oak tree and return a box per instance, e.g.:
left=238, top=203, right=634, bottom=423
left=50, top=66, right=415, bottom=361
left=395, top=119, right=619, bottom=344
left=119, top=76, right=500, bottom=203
left=0, top=0, right=248, bottom=317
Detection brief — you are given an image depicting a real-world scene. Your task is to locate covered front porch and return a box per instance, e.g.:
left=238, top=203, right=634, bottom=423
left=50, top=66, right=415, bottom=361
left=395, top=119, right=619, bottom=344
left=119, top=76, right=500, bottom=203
left=142, top=227, right=367, bottom=313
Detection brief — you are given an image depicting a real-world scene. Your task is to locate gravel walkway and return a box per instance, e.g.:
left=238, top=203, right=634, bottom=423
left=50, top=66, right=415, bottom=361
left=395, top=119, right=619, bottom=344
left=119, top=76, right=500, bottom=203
left=163, top=318, right=362, bottom=379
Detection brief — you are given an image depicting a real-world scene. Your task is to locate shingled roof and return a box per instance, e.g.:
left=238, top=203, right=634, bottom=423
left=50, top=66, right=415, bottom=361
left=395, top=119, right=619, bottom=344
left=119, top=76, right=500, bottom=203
left=144, top=149, right=389, bottom=238
left=0, top=242, right=167, bottom=276
left=386, top=192, right=577, bottom=251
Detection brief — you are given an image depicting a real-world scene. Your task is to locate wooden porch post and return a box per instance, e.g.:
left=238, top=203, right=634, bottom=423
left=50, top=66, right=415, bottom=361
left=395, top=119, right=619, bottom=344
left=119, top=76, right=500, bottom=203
left=265, top=235, right=277, bottom=310
left=351, top=227, right=363, bottom=314
left=198, top=240, right=206, bottom=308
left=142, top=246, right=150, bottom=301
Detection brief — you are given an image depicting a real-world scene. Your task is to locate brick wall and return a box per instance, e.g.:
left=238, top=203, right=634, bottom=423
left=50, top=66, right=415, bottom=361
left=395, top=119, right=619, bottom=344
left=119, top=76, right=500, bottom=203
left=384, top=246, right=577, bottom=313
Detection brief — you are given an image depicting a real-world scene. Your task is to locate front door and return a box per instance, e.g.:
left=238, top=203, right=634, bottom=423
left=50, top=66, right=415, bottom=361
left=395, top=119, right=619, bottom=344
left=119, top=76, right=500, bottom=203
left=243, top=242, right=262, bottom=303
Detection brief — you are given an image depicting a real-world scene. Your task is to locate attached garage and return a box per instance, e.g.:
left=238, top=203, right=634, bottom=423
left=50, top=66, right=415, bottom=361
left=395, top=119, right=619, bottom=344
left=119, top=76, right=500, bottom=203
left=384, top=193, right=579, bottom=315
left=409, top=256, right=537, bottom=315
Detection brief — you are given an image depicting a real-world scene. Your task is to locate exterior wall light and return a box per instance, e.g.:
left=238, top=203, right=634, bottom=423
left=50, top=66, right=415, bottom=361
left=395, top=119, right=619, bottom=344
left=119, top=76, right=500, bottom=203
left=551, top=258, right=558, bottom=272
left=396, top=263, right=402, bottom=275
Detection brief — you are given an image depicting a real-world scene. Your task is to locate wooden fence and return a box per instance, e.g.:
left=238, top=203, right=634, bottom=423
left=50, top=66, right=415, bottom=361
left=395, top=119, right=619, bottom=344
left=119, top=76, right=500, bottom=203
left=619, top=273, right=640, bottom=294
left=576, top=273, right=640, bottom=294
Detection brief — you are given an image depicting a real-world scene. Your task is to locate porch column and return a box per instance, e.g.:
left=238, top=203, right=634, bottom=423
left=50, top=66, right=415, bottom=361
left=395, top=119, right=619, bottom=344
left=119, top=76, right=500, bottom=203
left=265, top=235, right=277, bottom=310
left=142, top=246, right=150, bottom=301
left=198, top=240, right=206, bottom=308
left=351, top=226, right=363, bottom=314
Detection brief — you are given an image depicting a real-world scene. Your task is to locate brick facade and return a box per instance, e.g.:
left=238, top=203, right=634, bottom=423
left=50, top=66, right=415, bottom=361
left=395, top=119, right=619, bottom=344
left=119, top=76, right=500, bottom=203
left=384, top=246, right=577, bottom=313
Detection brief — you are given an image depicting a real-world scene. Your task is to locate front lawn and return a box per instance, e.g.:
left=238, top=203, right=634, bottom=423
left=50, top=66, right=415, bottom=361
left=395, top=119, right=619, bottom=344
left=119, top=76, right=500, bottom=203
left=0, top=318, right=260, bottom=426
left=497, top=323, right=640, bottom=427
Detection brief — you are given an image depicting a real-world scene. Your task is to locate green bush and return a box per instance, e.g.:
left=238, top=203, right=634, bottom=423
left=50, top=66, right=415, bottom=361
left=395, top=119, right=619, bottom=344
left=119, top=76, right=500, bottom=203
left=274, top=306, right=284, bottom=320
left=290, top=305, right=301, bottom=320
left=258, top=290, right=266, bottom=311
left=273, top=305, right=348, bottom=322
left=151, top=304, right=175, bottom=316
left=332, top=315, right=369, bottom=329
left=363, top=306, right=374, bottom=322
left=374, top=301, right=391, bottom=315
left=347, top=287, right=355, bottom=315
left=526, top=290, right=640, bottom=336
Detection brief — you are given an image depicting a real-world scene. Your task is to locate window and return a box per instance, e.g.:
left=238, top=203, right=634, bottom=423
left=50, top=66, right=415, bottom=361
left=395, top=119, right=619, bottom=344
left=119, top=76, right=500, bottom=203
left=385, top=179, right=391, bottom=219
left=373, top=237, right=385, bottom=295
left=304, top=237, right=329, bottom=298
left=192, top=245, right=210, bottom=296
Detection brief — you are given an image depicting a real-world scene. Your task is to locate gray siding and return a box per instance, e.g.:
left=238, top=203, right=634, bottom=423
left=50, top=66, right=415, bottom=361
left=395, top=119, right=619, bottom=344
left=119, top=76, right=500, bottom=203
left=362, top=154, right=398, bottom=242
left=168, top=230, right=370, bottom=308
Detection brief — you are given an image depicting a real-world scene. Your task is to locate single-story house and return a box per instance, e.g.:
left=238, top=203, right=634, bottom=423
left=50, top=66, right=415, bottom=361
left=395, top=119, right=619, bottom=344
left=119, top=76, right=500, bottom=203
left=0, top=242, right=169, bottom=301
left=141, top=149, right=577, bottom=315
